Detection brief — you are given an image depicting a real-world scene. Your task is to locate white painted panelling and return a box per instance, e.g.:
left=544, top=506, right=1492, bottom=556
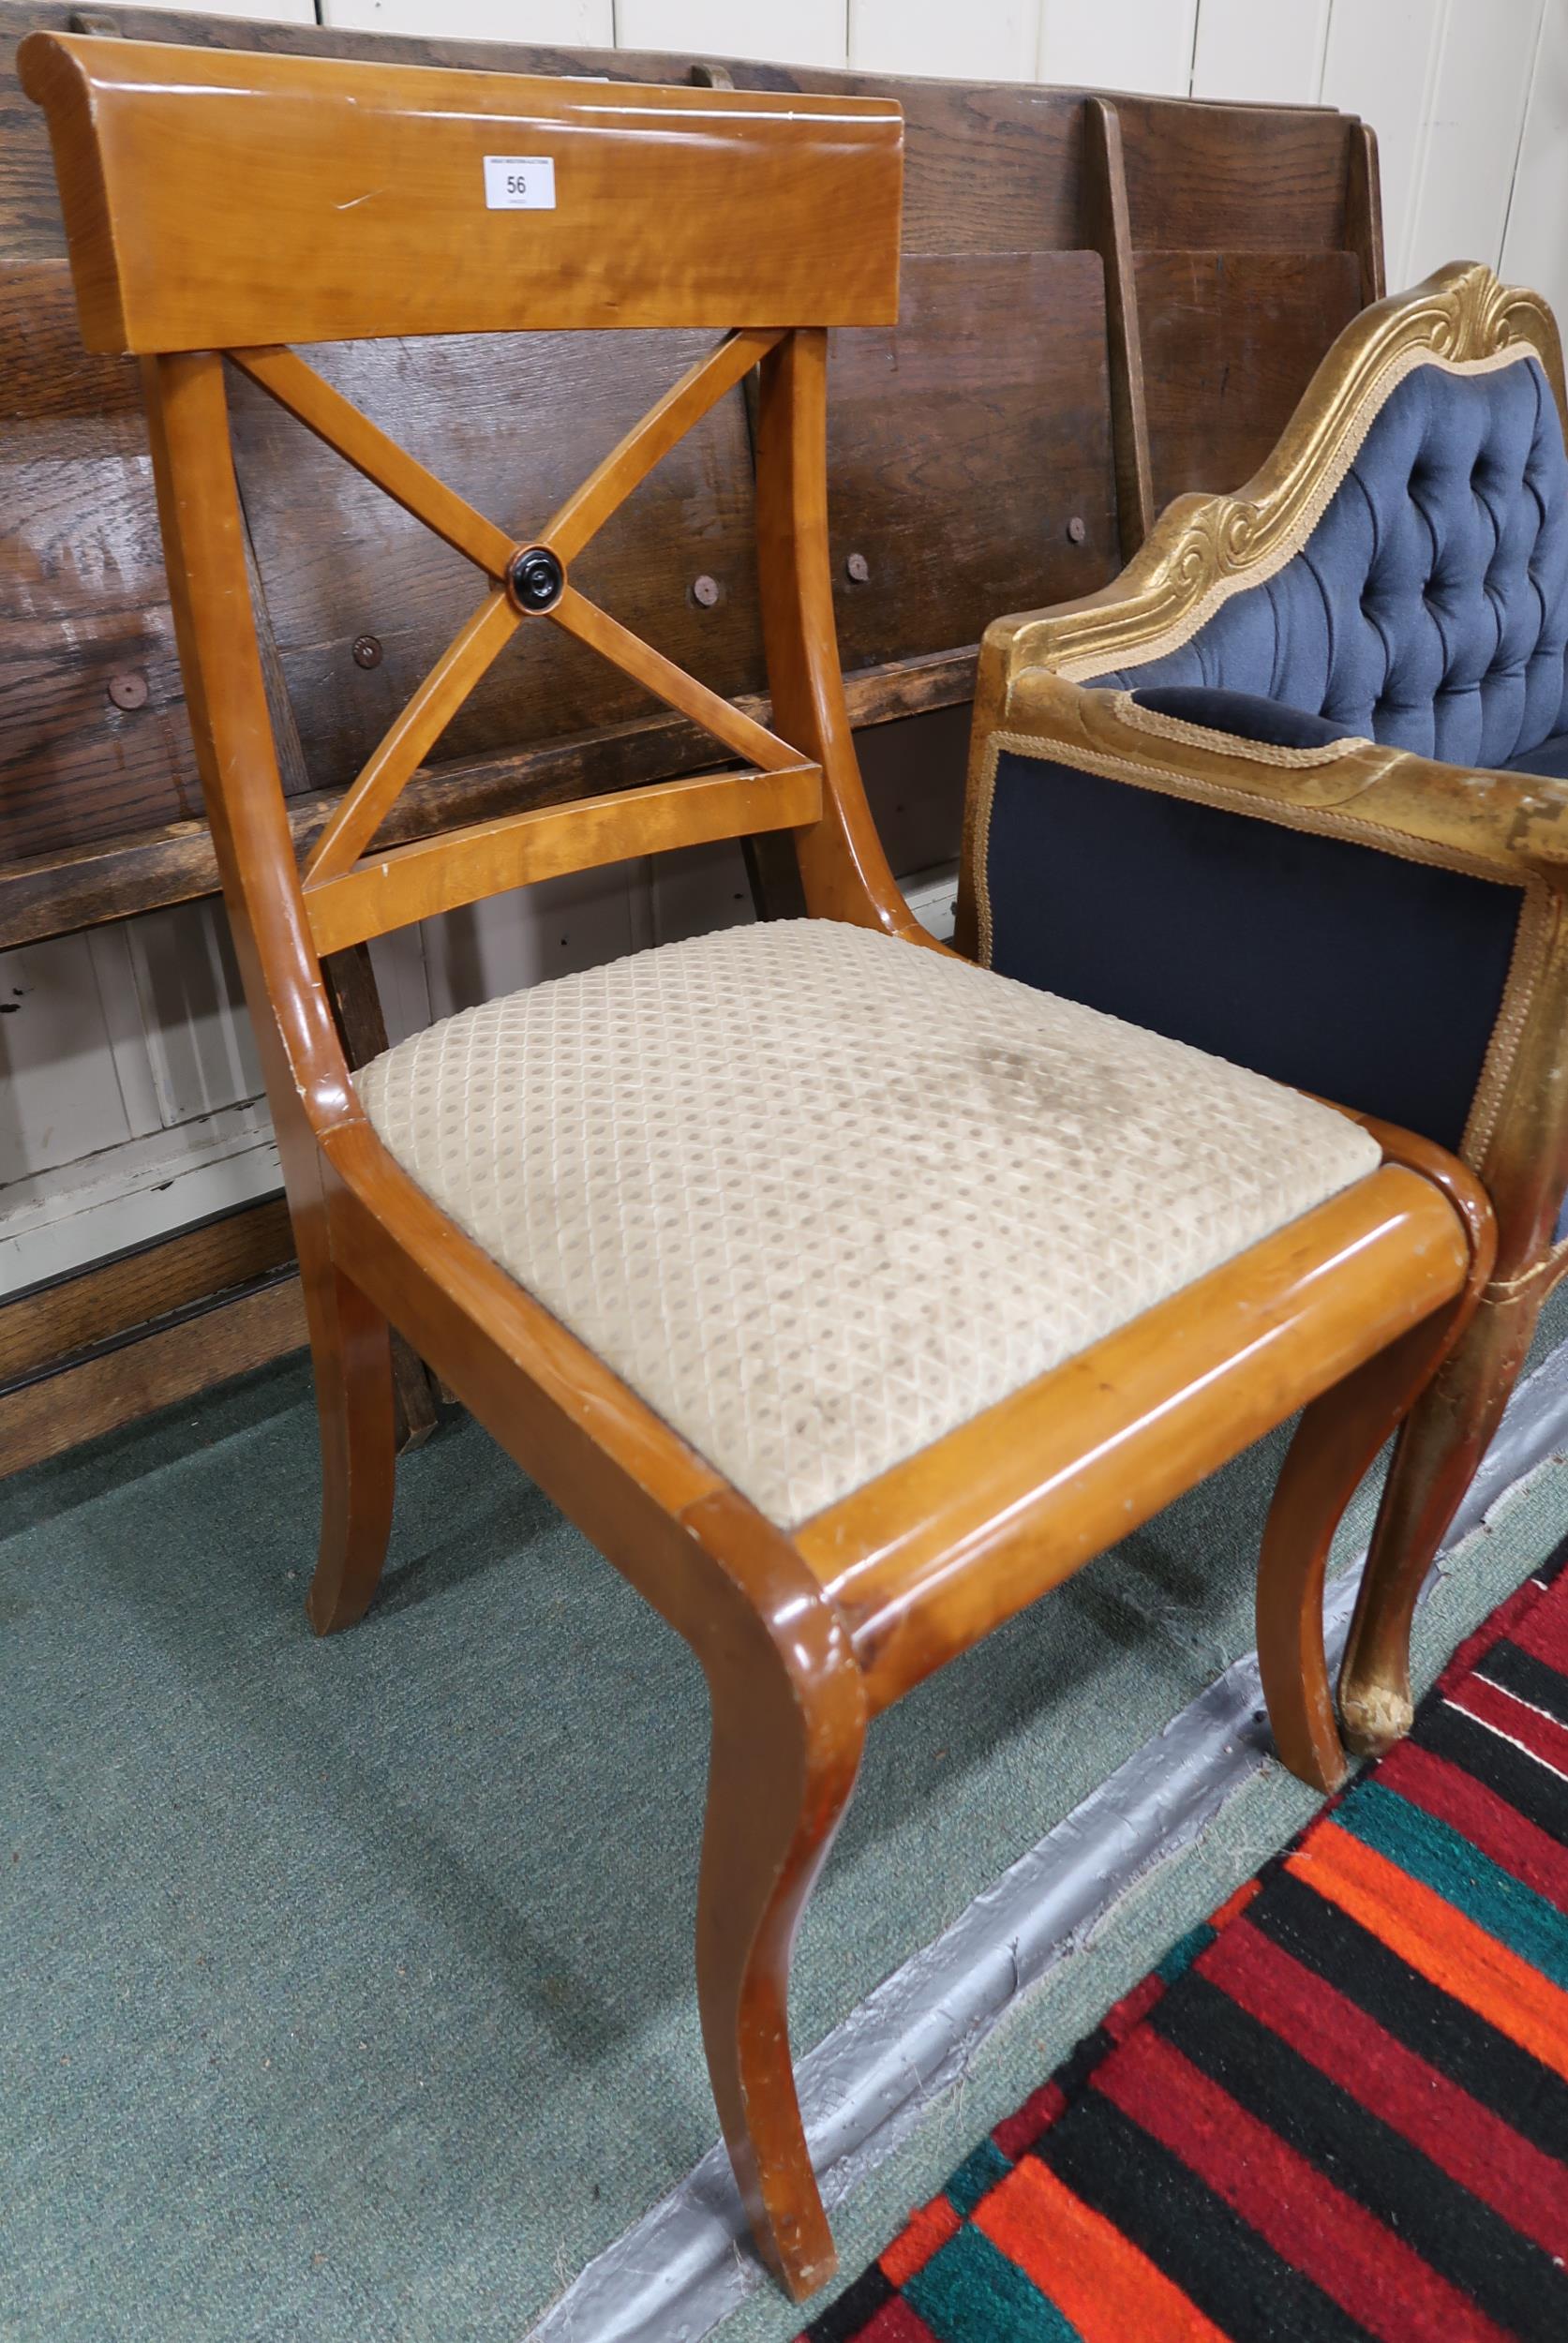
left=1189, top=0, right=1328, bottom=104
left=0, top=1103, right=279, bottom=1294
left=1320, top=0, right=1446, bottom=291
left=649, top=838, right=755, bottom=948
left=118, top=0, right=315, bottom=18
left=851, top=0, right=1038, bottom=82
left=367, top=927, right=436, bottom=1051
left=1501, top=0, right=1568, bottom=325
left=123, top=901, right=264, bottom=1127
left=903, top=861, right=960, bottom=943
left=617, top=1, right=848, bottom=67
left=0, top=938, right=138, bottom=1201
left=1406, top=0, right=1546, bottom=284
left=1037, top=0, right=1197, bottom=96
left=322, top=0, right=612, bottom=39
left=82, top=927, right=165, bottom=1144
left=418, top=865, right=641, bottom=1022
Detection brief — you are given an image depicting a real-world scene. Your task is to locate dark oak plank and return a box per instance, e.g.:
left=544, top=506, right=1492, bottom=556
left=827, top=252, right=1116, bottom=676
left=1082, top=97, right=1154, bottom=558
left=0, top=646, right=976, bottom=948
left=0, top=257, right=198, bottom=865
left=0, top=1274, right=306, bottom=1478
left=1117, top=97, right=1355, bottom=252
left=0, top=1193, right=291, bottom=1382
left=0, top=0, right=1373, bottom=911
left=1136, top=248, right=1366, bottom=502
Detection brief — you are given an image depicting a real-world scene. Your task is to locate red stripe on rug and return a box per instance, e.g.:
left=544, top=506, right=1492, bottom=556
left=1287, top=1821, right=1568, bottom=2083
left=990, top=2083, right=1066, bottom=2163
left=1378, top=1739, right=1568, bottom=1914
left=1448, top=1676, right=1568, bottom=1779
left=1505, top=1580, right=1568, bottom=1676
left=855, top=2301, right=939, bottom=2343
left=1092, top=2028, right=1516, bottom=2343
left=975, top=2154, right=1232, bottom=2343
left=1198, top=1914, right=1568, bottom=2260
left=1104, top=1971, right=1166, bottom=2041
left=1439, top=1574, right=1560, bottom=1691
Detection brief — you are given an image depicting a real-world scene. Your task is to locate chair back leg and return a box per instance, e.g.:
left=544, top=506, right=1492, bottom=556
left=301, top=1242, right=397, bottom=1636
left=1258, top=1308, right=1469, bottom=1791
left=1339, top=1280, right=1543, bottom=1755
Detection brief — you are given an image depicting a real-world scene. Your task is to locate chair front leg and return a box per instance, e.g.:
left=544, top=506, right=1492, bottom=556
left=1338, top=1276, right=1543, bottom=1755
left=695, top=1604, right=866, bottom=2301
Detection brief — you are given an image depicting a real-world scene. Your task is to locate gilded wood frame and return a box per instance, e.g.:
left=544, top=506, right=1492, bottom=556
left=27, top=43, right=1495, bottom=2298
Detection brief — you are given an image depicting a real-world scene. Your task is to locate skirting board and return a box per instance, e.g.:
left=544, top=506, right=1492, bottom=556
left=530, top=1326, right=1568, bottom=2343
left=0, top=1272, right=306, bottom=1476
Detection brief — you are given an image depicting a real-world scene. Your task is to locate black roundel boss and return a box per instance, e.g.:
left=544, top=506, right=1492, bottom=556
left=507, top=545, right=565, bottom=613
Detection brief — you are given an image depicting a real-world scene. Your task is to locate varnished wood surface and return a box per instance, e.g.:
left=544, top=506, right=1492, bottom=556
left=305, top=765, right=821, bottom=955
left=231, top=342, right=517, bottom=576
left=307, top=592, right=519, bottom=884
left=795, top=1167, right=1471, bottom=1709
left=319, top=936, right=442, bottom=1449
left=19, top=36, right=903, bottom=350
left=1254, top=1113, right=1495, bottom=1790
left=229, top=321, right=769, bottom=814
left=546, top=326, right=784, bottom=565
left=236, top=304, right=824, bottom=937
left=755, top=329, right=933, bottom=948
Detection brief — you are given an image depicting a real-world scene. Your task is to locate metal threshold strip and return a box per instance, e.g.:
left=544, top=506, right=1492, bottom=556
left=532, top=1333, right=1568, bottom=2343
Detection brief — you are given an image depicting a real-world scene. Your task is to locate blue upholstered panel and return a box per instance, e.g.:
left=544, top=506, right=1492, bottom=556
left=1094, top=356, right=1568, bottom=769
left=1130, top=685, right=1353, bottom=750
left=981, top=748, right=1525, bottom=1153
left=1506, top=727, right=1568, bottom=778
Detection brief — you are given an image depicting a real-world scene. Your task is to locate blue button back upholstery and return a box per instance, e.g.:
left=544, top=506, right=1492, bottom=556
left=1093, top=356, right=1568, bottom=770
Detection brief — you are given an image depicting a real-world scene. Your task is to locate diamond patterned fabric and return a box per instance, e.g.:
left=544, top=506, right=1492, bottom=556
left=353, top=921, right=1381, bottom=1530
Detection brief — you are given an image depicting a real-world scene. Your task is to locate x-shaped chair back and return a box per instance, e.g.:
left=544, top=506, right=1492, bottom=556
left=23, top=33, right=915, bottom=988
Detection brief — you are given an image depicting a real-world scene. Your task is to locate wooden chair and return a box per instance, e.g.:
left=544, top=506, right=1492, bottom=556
left=24, top=34, right=1495, bottom=2299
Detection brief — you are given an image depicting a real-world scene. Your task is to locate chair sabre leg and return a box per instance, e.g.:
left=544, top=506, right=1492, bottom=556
left=1258, top=1310, right=1469, bottom=1794
left=1338, top=1283, right=1540, bottom=1757
left=695, top=1643, right=864, bottom=2301
left=302, top=1253, right=397, bottom=1635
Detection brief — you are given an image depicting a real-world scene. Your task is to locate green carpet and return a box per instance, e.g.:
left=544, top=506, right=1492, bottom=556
left=5, top=1296, right=1568, bottom=2343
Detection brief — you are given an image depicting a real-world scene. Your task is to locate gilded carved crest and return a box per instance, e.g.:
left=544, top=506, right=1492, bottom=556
left=1018, top=263, right=1568, bottom=686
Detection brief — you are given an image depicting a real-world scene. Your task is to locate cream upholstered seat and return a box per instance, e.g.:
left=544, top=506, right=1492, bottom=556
left=356, top=920, right=1380, bottom=1528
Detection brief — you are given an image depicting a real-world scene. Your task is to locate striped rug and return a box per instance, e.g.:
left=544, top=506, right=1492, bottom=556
left=799, top=1548, right=1568, bottom=2343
